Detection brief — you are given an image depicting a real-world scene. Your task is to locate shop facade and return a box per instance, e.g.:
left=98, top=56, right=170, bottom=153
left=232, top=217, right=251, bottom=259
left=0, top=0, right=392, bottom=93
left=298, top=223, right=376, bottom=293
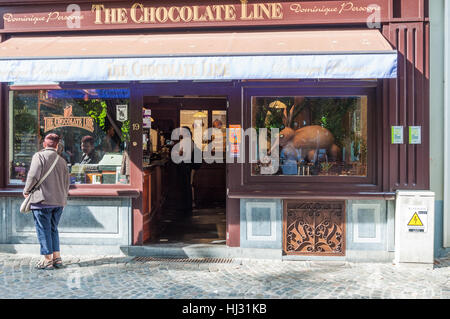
left=0, top=0, right=434, bottom=261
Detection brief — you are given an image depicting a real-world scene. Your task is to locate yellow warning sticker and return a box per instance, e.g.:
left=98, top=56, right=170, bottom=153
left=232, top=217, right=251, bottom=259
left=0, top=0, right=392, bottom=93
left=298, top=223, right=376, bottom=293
left=407, top=212, right=424, bottom=227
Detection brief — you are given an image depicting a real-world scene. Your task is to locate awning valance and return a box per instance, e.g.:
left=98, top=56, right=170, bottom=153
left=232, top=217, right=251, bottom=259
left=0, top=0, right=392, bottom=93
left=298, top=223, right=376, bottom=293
left=0, top=30, right=397, bottom=82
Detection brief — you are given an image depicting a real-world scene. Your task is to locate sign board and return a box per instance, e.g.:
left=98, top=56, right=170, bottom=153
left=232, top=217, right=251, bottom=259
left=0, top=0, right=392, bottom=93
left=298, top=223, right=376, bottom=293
left=0, top=0, right=391, bottom=33
left=228, top=124, right=241, bottom=144
left=44, top=105, right=94, bottom=132
left=116, top=104, right=128, bottom=122
left=230, top=144, right=240, bottom=157
left=391, top=126, right=404, bottom=144
left=407, top=206, right=428, bottom=233
left=143, top=109, right=152, bottom=128
left=228, top=124, right=241, bottom=158
left=409, top=126, right=421, bottom=144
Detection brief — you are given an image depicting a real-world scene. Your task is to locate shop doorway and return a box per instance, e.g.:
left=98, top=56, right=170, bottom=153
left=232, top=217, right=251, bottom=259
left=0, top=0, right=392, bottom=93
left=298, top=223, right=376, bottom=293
left=143, top=96, right=227, bottom=244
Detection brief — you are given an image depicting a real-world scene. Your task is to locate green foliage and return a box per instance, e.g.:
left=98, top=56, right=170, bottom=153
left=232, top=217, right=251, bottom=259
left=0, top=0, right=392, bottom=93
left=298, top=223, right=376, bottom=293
left=352, top=134, right=367, bottom=164
left=308, top=98, right=358, bottom=148
left=12, top=94, right=38, bottom=134
left=78, top=99, right=108, bottom=130
left=254, top=100, right=282, bottom=141
left=14, top=112, right=37, bottom=134
left=320, top=162, right=334, bottom=172
left=120, top=120, right=130, bottom=142
left=254, top=97, right=306, bottom=132
left=264, top=109, right=284, bottom=129
left=77, top=99, right=130, bottom=142
left=255, top=99, right=283, bottom=131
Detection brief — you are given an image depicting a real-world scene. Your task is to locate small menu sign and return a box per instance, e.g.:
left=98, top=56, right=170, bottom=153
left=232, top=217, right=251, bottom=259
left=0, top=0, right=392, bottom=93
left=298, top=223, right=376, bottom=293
left=409, top=126, right=421, bottom=144
left=391, top=126, right=404, bottom=144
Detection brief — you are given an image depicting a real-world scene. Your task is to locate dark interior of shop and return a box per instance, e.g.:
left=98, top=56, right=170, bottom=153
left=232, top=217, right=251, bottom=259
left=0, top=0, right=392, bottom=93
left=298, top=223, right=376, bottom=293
left=143, top=96, right=227, bottom=244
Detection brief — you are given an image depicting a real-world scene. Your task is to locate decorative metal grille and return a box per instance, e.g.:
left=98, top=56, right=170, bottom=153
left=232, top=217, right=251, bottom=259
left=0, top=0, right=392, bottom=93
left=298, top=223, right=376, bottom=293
left=283, top=201, right=346, bottom=256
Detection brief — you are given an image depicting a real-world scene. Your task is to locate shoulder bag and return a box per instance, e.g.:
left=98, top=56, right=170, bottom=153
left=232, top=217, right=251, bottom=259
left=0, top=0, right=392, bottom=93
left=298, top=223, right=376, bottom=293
left=20, top=154, right=60, bottom=214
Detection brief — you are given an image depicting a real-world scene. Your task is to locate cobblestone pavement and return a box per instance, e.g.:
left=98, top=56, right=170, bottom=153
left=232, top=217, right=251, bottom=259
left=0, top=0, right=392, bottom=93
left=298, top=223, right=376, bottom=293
left=0, top=253, right=449, bottom=299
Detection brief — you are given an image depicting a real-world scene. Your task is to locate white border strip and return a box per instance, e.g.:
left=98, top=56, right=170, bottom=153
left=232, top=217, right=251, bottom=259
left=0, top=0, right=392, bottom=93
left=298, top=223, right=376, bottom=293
left=444, top=0, right=450, bottom=248
left=0, top=53, right=398, bottom=82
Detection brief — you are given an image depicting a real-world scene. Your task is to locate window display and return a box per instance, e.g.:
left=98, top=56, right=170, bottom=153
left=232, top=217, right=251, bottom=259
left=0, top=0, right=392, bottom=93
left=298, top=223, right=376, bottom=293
left=251, top=96, right=368, bottom=177
left=9, top=89, right=130, bottom=185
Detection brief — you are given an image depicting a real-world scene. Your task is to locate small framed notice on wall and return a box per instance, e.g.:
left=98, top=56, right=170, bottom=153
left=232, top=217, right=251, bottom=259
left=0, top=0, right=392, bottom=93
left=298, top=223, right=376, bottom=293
left=116, top=105, right=128, bottom=122
left=228, top=125, right=242, bottom=158
left=228, top=125, right=242, bottom=144
left=409, top=126, right=422, bottom=144
left=391, top=126, right=404, bottom=144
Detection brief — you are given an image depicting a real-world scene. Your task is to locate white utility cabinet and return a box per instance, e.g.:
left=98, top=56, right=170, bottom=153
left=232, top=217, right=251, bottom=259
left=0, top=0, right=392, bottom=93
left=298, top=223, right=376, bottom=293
left=394, top=190, right=435, bottom=264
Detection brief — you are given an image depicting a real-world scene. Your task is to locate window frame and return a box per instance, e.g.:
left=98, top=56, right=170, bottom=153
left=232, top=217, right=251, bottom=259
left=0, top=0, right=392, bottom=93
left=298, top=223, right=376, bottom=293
left=5, top=83, right=136, bottom=193
left=241, top=84, right=380, bottom=192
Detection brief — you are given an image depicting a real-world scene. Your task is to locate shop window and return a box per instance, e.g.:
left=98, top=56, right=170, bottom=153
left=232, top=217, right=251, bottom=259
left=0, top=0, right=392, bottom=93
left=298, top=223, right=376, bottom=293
left=9, top=89, right=130, bottom=185
left=251, top=96, right=368, bottom=177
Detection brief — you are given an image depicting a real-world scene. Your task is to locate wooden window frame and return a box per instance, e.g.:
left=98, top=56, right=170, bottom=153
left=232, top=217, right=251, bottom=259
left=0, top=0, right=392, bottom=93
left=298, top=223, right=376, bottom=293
left=4, top=83, right=141, bottom=197
left=238, top=81, right=383, bottom=195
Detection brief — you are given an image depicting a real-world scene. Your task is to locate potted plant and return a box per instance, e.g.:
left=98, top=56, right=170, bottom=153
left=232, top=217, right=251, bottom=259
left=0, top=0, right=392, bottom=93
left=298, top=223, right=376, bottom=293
left=319, top=162, right=334, bottom=175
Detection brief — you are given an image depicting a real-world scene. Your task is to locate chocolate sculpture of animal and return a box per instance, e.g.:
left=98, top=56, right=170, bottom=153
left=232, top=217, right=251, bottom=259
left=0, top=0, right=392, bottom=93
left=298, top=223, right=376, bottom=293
left=269, top=99, right=338, bottom=162
left=279, top=125, right=335, bottom=161
left=291, top=125, right=335, bottom=149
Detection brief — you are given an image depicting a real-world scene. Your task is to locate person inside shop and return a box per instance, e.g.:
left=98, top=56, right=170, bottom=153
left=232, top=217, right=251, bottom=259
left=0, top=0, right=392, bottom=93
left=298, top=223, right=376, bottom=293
left=57, top=138, right=73, bottom=164
left=176, top=126, right=202, bottom=218
left=209, top=119, right=225, bottom=157
left=79, top=136, right=99, bottom=164
left=101, top=123, right=121, bottom=154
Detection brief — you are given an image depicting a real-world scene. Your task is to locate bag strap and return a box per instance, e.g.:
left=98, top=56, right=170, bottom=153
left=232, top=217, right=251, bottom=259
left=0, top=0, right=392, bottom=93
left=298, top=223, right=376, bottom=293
left=30, top=154, right=59, bottom=194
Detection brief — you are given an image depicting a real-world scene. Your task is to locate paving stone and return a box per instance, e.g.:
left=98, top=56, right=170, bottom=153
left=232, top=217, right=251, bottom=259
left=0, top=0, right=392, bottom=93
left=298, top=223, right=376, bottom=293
left=0, top=253, right=449, bottom=299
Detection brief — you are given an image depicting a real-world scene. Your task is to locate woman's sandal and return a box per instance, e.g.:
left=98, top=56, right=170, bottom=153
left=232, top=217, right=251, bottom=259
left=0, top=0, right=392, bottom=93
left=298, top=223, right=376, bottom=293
left=35, top=259, right=54, bottom=270
left=53, top=257, right=64, bottom=269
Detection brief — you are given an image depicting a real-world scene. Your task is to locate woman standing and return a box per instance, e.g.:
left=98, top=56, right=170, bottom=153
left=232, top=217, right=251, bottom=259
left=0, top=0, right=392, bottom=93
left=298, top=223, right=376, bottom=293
left=23, top=133, right=70, bottom=270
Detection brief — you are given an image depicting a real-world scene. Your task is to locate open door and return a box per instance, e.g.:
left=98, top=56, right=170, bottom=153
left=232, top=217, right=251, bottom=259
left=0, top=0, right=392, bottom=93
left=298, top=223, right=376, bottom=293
left=142, top=96, right=227, bottom=244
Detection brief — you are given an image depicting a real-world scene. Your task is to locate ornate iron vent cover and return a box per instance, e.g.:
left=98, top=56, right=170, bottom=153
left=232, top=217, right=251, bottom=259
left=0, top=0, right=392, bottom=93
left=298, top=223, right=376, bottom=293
left=283, top=200, right=346, bottom=256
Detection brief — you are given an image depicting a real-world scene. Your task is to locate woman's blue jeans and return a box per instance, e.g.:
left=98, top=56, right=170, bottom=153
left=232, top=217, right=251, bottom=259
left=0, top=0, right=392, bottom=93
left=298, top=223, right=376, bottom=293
left=32, top=207, right=64, bottom=255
